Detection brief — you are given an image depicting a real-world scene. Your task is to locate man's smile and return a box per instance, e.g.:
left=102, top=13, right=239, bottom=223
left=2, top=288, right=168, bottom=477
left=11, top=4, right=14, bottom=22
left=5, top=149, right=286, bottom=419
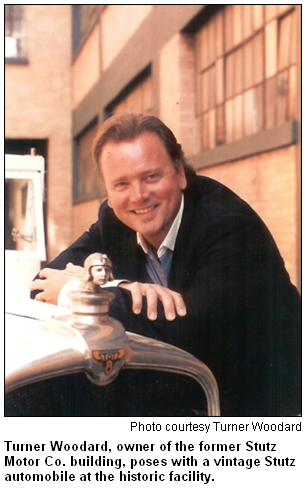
left=130, top=204, right=159, bottom=215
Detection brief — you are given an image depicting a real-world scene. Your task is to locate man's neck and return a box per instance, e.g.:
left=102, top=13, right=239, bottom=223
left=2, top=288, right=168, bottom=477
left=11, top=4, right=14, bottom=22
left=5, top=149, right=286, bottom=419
left=137, top=194, right=184, bottom=257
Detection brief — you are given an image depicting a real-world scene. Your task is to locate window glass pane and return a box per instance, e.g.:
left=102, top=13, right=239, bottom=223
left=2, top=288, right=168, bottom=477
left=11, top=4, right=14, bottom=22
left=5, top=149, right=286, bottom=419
left=142, top=77, right=153, bottom=114
left=265, top=76, right=277, bottom=129
left=215, top=13, right=223, bottom=58
left=216, top=104, right=225, bottom=145
left=233, top=94, right=243, bottom=141
left=215, top=58, right=224, bottom=104
left=77, top=123, right=101, bottom=200
left=200, top=69, right=215, bottom=113
left=242, top=5, right=253, bottom=40
left=197, top=26, right=209, bottom=71
left=224, top=6, right=233, bottom=52
left=253, top=4, right=264, bottom=31
left=225, top=99, right=234, bottom=143
left=243, top=39, right=254, bottom=89
left=200, top=71, right=209, bottom=113
left=233, top=47, right=243, bottom=95
left=276, top=70, right=289, bottom=125
left=253, top=31, right=264, bottom=85
left=207, top=21, right=216, bottom=67
left=208, top=109, right=216, bottom=149
left=265, top=5, right=278, bottom=22
left=254, top=83, right=264, bottom=133
left=232, top=5, right=243, bottom=47
left=5, top=5, right=25, bottom=58
left=243, top=89, right=255, bottom=136
left=201, top=113, right=209, bottom=150
left=112, top=76, right=153, bottom=115
left=290, top=10, right=297, bottom=64
left=225, top=52, right=234, bottom=99
left=288, top=65, right=296, bottom=119
left=278, top=11, right=293, bottom=71
left=265, top=20, right=277, bottom=78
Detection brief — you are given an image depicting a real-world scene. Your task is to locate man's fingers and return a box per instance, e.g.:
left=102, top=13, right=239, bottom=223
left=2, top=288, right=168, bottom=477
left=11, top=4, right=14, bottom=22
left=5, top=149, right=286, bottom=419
left=29, top=278, right=47, bottom=291
left=34, top=292, right=45, bottom=302
left=38, top=268, right=53, bottom=279
left=120, top=282, right=159, bottom=318
left=29, top=268, right=55, bottom=291
left=29, top=268, right=70, bottom=305
left=119, top=282, right=186, bottom=321
left=148, top=286, right=176, bottom=321
left=152, top=287, right=186, bottom=321
left=170, top=291, right=187, bottom=317
left=120, top=282, right=144, bottom=314
left=143, top=286, right=158, bottom=320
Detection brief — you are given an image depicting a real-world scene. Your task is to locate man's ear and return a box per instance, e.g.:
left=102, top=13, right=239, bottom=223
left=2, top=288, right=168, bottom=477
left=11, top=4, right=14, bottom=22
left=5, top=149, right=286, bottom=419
left=177, top=162, right=187, bottom=190
left=98, top=163, right=111, bottom=206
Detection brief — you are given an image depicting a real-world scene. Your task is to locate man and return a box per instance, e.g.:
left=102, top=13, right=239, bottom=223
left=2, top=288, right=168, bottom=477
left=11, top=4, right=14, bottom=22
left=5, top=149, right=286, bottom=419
left=27, top=113, right=300, bottom=416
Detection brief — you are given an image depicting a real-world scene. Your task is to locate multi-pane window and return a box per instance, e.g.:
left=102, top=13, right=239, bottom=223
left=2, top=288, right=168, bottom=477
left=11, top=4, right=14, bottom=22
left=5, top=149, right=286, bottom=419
left=75, top=121, right=102, bottom=202
left=109, top=76, right=153, bottom=116
left=5, top=5, right=26, bottom=59
left=196, top=5, right=297, bottom=151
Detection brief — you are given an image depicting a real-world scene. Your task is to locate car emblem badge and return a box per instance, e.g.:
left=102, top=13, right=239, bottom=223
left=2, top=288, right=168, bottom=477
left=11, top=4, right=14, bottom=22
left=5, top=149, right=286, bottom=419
left=92, top=349, right=125, bottom=374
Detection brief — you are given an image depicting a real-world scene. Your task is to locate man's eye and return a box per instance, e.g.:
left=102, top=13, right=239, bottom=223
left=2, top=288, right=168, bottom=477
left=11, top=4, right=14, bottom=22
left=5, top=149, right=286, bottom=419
left=115, top=182, right=127, bottom=189
left=147, top=173, right=160, bottom=181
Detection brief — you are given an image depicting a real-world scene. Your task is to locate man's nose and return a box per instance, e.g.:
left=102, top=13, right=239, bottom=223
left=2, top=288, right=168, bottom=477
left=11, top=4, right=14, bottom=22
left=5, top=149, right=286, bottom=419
left=129, top=181, right=149, bottom=202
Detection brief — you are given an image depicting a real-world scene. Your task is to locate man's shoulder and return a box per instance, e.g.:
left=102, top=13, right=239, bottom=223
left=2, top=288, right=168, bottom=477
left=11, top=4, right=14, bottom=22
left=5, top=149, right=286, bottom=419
left=97, top=199, right=111, bottom=220
left=182, top=174, right=274, bottom=249
left=97, top=200, right=124, bottom=230
left=97, top=199, right=136, bottom=246
left=186, top=175, right=255, bottom=217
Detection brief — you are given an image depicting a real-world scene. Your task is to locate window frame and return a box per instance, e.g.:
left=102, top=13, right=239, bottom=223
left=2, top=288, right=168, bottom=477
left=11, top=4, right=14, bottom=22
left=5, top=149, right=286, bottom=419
left=5, top=154, right=46, bottom=262
left=5, top=5, right=28, bottom=64
left=192, top=5, right=298, bottom=164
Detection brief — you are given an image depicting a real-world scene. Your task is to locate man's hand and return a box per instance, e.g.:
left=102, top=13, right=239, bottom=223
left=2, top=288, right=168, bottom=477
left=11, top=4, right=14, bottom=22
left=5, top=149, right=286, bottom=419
left=119, top=282, right=187, bottom=321
left=29, top=268, right=70, bottom=305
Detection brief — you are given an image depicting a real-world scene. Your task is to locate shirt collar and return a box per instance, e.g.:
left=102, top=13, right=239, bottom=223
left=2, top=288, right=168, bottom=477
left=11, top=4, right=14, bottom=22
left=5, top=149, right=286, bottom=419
left=137, top=194, right=184, bottom=258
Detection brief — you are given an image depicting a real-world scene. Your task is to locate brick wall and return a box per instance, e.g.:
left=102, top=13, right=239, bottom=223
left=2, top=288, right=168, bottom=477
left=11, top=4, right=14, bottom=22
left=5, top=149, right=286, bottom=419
left=159, top=33, right=198, bottom=156
left=72, top=23, right=100, bottom=109
left=199, top=146, right=298, bottom=286
left=72, top=199, right=101, bottom=242
left=5, top=5, right=73, bottom=261
left=101, top=5, right=152, bottom=70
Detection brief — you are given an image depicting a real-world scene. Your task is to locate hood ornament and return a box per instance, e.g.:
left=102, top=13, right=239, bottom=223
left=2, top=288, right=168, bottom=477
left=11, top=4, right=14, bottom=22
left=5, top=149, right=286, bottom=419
left=6, top=254, right=220, bottom=416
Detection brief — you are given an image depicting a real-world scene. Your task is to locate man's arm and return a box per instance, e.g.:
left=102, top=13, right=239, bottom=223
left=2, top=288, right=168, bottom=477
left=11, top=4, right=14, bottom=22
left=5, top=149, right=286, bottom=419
left=30, top=268, right=70, bottom=304
left=105, top=213, right=301, bottom=416
left=29, top=213, right=187, bottom=318
left=29, top=217, right=104, bottom=302
left=30, top=267, right=187, bottom=321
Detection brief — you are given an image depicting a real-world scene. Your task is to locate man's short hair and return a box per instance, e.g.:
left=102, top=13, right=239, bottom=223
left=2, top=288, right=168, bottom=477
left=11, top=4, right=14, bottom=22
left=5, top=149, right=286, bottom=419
left=92, top=113, right=192, bottom=174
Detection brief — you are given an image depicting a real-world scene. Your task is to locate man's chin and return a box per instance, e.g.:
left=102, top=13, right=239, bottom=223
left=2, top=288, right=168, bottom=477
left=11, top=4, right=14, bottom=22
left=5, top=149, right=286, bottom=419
left=140, top=228, right=167, bottom=249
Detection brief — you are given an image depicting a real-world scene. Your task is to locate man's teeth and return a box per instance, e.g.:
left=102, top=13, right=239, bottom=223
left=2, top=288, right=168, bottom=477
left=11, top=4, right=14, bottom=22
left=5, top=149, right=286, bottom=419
left=133, top=206, right=155, bottom=214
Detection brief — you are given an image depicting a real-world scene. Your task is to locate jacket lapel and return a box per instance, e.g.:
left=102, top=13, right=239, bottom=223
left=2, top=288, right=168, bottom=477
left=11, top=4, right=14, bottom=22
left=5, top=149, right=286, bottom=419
left=168, top=189, right=198, bottom=292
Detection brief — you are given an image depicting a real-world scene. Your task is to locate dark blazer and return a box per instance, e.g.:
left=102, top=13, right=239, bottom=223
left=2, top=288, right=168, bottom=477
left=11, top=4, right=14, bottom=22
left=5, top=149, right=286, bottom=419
left=26, top=174, right=300, bottom=416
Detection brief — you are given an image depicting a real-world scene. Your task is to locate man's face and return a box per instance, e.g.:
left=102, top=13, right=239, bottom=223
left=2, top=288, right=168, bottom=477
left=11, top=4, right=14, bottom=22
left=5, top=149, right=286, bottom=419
left=100, top=132, right=187, bottom=249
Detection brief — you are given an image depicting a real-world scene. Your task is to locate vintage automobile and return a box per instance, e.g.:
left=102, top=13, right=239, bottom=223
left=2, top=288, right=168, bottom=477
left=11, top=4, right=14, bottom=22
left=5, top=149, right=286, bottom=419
left=5, top=154, right=220, bottom=417
left=5, top=152, right=46, bottom=300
